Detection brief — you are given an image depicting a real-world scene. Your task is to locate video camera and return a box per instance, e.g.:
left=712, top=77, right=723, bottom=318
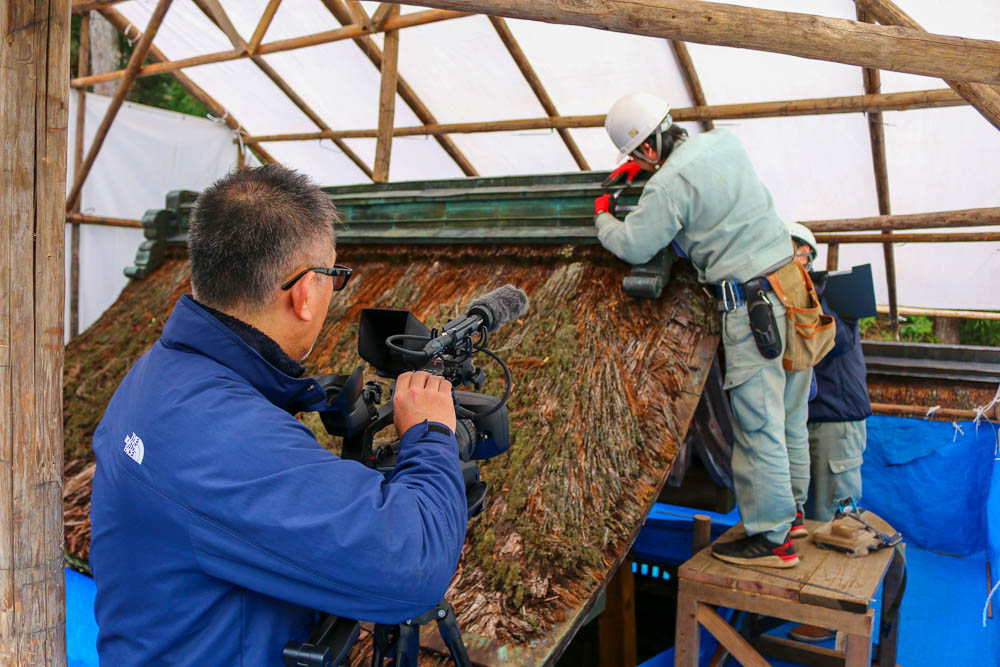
left=284, top=286, right=527, bottom=667
left=313, top=284, right=528, bottom=517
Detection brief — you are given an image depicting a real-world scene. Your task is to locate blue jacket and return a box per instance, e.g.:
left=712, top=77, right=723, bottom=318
left=808, top=287, right=872, bottom=423
left=90, top=295, right=467, bottom=665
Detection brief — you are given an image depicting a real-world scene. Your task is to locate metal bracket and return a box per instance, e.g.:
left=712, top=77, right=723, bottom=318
left=622, top=248, right=678, bottom=299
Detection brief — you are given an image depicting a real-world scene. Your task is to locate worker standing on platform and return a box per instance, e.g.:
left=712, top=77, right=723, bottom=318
left=594, top=93, right=834, bottom=568
left=786, top=222, right=871, bottom=644
left=787, top=223, right=871, bottom=522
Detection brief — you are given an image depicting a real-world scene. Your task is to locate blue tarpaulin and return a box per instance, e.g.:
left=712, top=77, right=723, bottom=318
left=862, top=415, right=998, bottom=558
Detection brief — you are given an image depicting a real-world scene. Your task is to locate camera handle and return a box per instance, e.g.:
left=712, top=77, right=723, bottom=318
left=372, top=600, right=472, bottom=667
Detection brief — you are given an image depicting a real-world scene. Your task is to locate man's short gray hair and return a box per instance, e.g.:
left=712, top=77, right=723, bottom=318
left=188, top=165, right=338, bottom=313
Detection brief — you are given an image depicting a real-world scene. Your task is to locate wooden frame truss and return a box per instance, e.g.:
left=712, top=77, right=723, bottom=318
left=190, top=0, right=374, bottom=179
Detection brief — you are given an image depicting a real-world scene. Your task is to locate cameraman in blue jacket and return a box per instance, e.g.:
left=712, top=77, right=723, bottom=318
left=89, top=166, right=468, bottom=665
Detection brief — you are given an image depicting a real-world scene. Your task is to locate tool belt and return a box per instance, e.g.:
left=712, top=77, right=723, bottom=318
left=765, top=260, right=836, bottom=372
left=712, top=277, right=773, bottom=312
left=713, top=277, right=782, bottom=360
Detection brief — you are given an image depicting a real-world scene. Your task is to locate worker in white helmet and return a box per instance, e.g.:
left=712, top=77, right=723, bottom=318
left=785, top=221, right=870, bottom=643
left=595, top=92, right=822, bottom=568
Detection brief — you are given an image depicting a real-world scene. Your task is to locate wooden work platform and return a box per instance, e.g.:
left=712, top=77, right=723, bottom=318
left=677, top=516, right=905, bottom=667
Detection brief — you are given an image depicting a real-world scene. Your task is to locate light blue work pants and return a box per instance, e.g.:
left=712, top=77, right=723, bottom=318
left=804, top=420, right=867, bottom=521
left=722, top=297, right=811, bottom=544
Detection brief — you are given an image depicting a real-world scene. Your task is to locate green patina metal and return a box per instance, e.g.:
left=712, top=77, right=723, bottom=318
left=124, top=171, right=646, bottom=277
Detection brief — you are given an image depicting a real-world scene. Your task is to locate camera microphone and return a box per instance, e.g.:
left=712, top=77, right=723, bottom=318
left=421, top=285, right=529, bottom=357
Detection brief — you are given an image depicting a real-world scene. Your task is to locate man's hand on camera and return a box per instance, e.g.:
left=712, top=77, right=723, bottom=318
left=393, top=371, right=457, bottom=436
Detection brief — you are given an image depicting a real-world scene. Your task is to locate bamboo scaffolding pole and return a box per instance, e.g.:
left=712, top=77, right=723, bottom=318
left=197, top=0, right=244, bottom=55
left=72, top=0, right=128, bottom=13
left=805, top=207, right=1000, bottom=233
left=825, top=243, right=839, bottom=271
left=70, top=13, right=91, bottom=340
left=190, top=0, right=373, bottom=179
left=70, top=9, right=468, bottom=89
left=871, top=403, right=995, bottom=421
left=248, top=0, right=282, bottom=54
left=98, top=7, right=279, bottom=166
left=373, top=5, right=400, bottom=182
left=489, top=16, right=590, bottom=170
left=875, top=305, right=1000, bottom=322
left=368, top=3, right=397, bottom=32
left=319, top=0, right=478, bottom=176
left=65, top=213, right=144, bottom=229
left=669, top=41, right=714, bottom=133
left=1, top=1, right=70, bottom=662
left=394, top=0, right=1000, bottom=86
left=857, top=6, right=898, bottom=331
left=854, top=0, right=1000, bottom=131
left=66, top=0, right=173, bottom=213
left=244, top=88, right=965, bottom=142
left=815, top=231, right=1000, bottom=243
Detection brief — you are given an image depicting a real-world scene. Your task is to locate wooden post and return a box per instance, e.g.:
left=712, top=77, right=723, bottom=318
left=0, top=1, right=70, bottom=664
left=691, top=514, right=712, bottom=556
left=191, top=0, right=373, bottom=178
left=373, top=5, right=401, bottom=182
left=489, top=16, right=590, bottom=170
left=248, top=0, right=283, bottom=54
left=669, top=41, right=714, bottom=132
left=70, top=12, right=91, bottom=340
left=98, top=6, right=280, bottom=166
left=825, top=242, right=839, bottom=271
left=70, top=9, right=468, bottom=89
left=368, top=3, right=397, bottom=32
left=675, top=593, right=700, bottom=667
left=804, top=206, right=1000, bottom=232
left=66, top=0, right=173, bottom=212
left=857, top=7, right=899, bottom=332
left=244, top=87, right=968, bottom=142
left=392, top=0, right=1000, bottom=86
left=318, top=0, right=479, bottom=176
left=73, top=0, right=130, bottom=12
left=598, top=560, right=637, bottom=667
left=854, top=0, right=1000, bottom=131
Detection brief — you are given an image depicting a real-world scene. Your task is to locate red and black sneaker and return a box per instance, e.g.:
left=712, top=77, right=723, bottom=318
left=711, top=532, right=800, bottom=568
left=790, top=509, right=808, bottom=539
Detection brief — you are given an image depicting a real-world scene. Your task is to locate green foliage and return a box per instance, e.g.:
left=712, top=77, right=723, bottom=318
left=859, top=314, right=938, bottom=343
left=960, top=318, right=1000, bottom=347
left=898, top=315, right=935, bottom=342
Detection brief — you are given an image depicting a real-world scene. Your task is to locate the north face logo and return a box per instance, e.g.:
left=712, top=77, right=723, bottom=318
left=123, top=432, right=144, bottom=465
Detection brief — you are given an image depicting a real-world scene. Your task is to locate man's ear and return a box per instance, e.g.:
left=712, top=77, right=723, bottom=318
left=287, top=270, right=316, bottom=323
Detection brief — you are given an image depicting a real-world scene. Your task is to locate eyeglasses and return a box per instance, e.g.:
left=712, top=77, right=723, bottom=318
left=281, top=265, right=353, bottom=291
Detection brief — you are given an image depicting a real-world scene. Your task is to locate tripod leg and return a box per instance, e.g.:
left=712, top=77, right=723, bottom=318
left=395, top=623, right=421, bottom=667
left=371, top=624, right=397, bottom=667
left=434, top=603, right=472, bottom=667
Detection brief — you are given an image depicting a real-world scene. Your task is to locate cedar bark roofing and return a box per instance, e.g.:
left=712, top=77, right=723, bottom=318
left=63, top=244, right=718, bottom=663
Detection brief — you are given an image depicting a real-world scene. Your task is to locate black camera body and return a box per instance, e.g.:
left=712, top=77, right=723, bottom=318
left=313, top=307, right=512, bottom=518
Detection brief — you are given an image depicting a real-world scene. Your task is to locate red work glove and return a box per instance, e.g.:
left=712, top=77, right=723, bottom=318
left=594, top=194, right=612, bottom=216
left=601, top=159, right=643, bottom=188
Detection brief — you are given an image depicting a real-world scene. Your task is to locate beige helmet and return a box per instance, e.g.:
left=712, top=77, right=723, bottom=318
left=787, top=222, right=819, bottom=260
left=605, top=92, right=672, bottom=163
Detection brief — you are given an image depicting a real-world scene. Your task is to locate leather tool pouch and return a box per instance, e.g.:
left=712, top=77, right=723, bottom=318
left=745, top=279, right=782, bottom=360
left=766, top=261, right=836, bottom=372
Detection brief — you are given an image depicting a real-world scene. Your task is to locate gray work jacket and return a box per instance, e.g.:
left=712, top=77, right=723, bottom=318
left=596, top=128, right=793, bottom=284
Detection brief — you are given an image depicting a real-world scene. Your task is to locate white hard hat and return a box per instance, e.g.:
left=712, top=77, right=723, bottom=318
left=787, top=222, right=818, bottom=259
left=605, top=92, right=672, bottom=162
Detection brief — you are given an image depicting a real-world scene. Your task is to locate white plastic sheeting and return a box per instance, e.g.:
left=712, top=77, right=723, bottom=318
left=82, top=0, right=999, bottom=312
left=65, top=92, right=239, bottom=338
